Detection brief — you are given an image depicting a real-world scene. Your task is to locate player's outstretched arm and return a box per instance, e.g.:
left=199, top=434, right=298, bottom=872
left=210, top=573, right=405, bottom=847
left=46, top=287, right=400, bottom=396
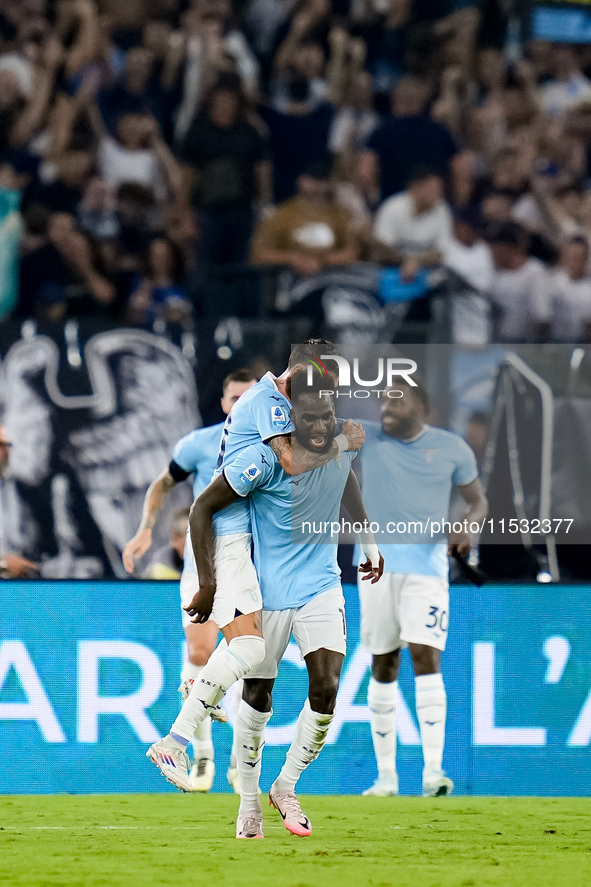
left=122, top=466, right=177, bottom=573
left=269, top=419, right=366, bottom=476
left=341, top=470, right=383, bottom=583
left=186, top=475, right=239, bottom=623
left=450, top=478, right=488, bottom=558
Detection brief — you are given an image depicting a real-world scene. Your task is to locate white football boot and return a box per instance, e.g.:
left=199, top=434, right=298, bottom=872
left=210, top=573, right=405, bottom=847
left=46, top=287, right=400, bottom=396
left=422, top=769, right=454, bottom=797
left=146, top=737, right=192, bottom=792
left=363, top=773, right=399, bottom=797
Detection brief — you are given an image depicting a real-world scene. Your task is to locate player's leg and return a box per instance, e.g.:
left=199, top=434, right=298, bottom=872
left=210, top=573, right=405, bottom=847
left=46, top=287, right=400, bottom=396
left=235, top=678, right=274, bottom=838
left=400, top=575, right=452, bottom=796
left=147, top=535, right=266, bottom=790
left=234, top=608, right=291, bottom=838
left=183, top=619, right=219, bottom=792
left=364, top=649, right=401, bottom=796
left=269, top=588, right=346, bottom=836
left=358, top=572, right=402, bottom=796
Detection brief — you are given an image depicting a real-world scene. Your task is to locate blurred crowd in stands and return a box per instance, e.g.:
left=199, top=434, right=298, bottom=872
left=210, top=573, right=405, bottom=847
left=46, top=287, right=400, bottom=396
left=1, top=0, right=591, bottom=342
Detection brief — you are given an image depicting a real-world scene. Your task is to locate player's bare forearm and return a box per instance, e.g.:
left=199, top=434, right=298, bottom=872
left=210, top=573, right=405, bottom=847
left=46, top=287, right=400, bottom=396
left=189, top=475, right=239, bottom=589
left=269, top=420, right=365, bottom=476
left=458, top=478, right=488, bottom=526
left=269, top=435, right=340, bottom=476
left=122, top=467, right=177, bottom=572
left=140, top=469, right=177, bottom=532
left=450, top=477, right=489, bottom=557
left=341, top=470, right=369, bottom=524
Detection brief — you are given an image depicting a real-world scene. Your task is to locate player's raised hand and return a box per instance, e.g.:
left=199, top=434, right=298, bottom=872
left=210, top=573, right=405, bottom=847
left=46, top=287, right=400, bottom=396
left=342, top=419, right=365, bottom=451
left=184, top=584, right=215, bottom=623
left=358, top=552, right=384, bottom=583
left=122, top=528, right=152, bottom=573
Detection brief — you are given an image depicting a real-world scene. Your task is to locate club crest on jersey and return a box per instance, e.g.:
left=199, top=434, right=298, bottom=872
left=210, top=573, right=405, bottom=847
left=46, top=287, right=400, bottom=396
left=239, top=463, right=261, bottom=484
left=271, top=406, right=287, bottom=426
left=421, top=449, right=437, bottom=463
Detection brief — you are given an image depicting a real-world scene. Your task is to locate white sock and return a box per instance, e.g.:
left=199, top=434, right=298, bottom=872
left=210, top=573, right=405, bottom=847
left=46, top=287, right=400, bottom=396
left=276, top=699, right=333, bottom=791
left=230, top=680, right=243, bottom=770
left=367, top=677, right=397, bottom=779
left=171, top=636, right=265, bottom=742
left=181, top=662, right=214, bottom=761
left=235, top=700, right=272, bottom=814
left=415, top=672, right=446, bottom=773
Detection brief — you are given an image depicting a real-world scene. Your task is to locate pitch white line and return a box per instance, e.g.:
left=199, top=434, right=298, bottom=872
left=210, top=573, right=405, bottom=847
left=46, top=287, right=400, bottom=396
left=2, top=824, right=286, bottom=832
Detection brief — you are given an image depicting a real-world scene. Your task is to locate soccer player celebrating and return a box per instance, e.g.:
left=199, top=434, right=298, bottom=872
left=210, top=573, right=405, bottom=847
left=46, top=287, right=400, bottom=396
left=123, top=368, right=257, bottom=791
left=358, top=379, right=487, bottom=798
left=146, top=342, right=365, bottom=792
left=190, top=378, right=382, bottom=838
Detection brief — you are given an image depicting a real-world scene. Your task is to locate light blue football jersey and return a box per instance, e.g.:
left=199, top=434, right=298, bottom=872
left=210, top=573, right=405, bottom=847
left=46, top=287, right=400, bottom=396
left=224, top=442, right=355, bottom=610
left=171, top=422, right=224, bottom=572
left=212, top=373, right=293, bottom=536
left=356, top=421, right=478, bottom=579
left=172, top=423, right=225, bottom=500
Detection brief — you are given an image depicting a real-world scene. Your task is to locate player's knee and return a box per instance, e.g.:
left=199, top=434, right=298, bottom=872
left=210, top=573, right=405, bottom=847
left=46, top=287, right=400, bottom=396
left=243, top=679, right=272, bottom=712
left=309, top=673, right=340, bottom=714
left=228, top=634, right=266, bottom=672
left=409, top=643, right=440, bottom=675
left=372, top=651, right=399, bottom=683
left=187, top=644, right=211, bottom=667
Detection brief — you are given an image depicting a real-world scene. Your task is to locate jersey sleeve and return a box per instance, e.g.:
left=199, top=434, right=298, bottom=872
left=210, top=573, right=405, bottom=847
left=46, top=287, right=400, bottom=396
left=250, top=390, right=294, bottom=442
left=223, top=443, right=277, bottom=497
left=452, top=438, right=479, bottom=487
left=171, top=431, right=199, bottom=474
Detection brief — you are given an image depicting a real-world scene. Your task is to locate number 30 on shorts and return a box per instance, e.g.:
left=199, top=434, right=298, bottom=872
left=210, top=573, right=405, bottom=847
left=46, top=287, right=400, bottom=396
left=425, top=605, right=448, bottom=633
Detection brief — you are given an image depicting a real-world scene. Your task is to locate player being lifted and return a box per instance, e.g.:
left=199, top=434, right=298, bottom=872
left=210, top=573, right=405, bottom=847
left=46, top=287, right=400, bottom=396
left=123, top=368, right=257, bottom=791
left=146, top=341, right=365, bottom=790
left=190, top=376, right=382, bottom=838
left=357, top=378, right=488, bottom=797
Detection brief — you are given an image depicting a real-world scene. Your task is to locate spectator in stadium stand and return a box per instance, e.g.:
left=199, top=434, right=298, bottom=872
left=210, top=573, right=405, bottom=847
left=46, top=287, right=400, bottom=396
left=174, top=3, right=260, bottom=143
left=20, top=211, right=114, bottom=321
left=442, top=206, right=494, bottom=294
left=28, top=149, right=93, bottom=216
left=78, top=176, right=120, bottom=242
left=94, top=112, right=182, bottom=203
left=261, top=76, right=334, bottom=204
left=487, top=220, right=555, bottom=343
left=97, top=45, right=178, bottom=141
left=358, top=76, right=457, bottom=204
left=541, top=45, right=591, bottom=118
left=480, top=189, right=517, bottom=225
left=329, top=70, right=380, bottom=186
left=250, top=158, right=358, bottom=276
left=551, top=236, right=591, bottom=343
left=142, top=507, right=190, bottom=581
left=126, top=235, right=190, bottom=324
left=0, top=422, right=38, bottom=579
left=178, top=75, right=271, bottom=276
left=371, top=166, right=452, bottom=280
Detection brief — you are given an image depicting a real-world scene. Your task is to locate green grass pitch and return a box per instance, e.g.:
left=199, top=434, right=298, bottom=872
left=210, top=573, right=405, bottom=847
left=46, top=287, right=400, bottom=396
left=1, top=795, right=590, bottom=887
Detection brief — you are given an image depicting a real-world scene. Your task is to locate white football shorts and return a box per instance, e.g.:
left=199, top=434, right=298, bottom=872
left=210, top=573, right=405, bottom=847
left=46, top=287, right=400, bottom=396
left=247, top=586, right=347, bottom=680
left=358, top=572, right=449, bottom=653
left=180, top=529, right=261, bottom=630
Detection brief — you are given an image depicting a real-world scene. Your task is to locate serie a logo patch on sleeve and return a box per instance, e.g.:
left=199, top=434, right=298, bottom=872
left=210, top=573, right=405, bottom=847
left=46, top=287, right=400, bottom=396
left=239, top=463, right=261, bottom=484
left=271, top=406, right=287, bottom=426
